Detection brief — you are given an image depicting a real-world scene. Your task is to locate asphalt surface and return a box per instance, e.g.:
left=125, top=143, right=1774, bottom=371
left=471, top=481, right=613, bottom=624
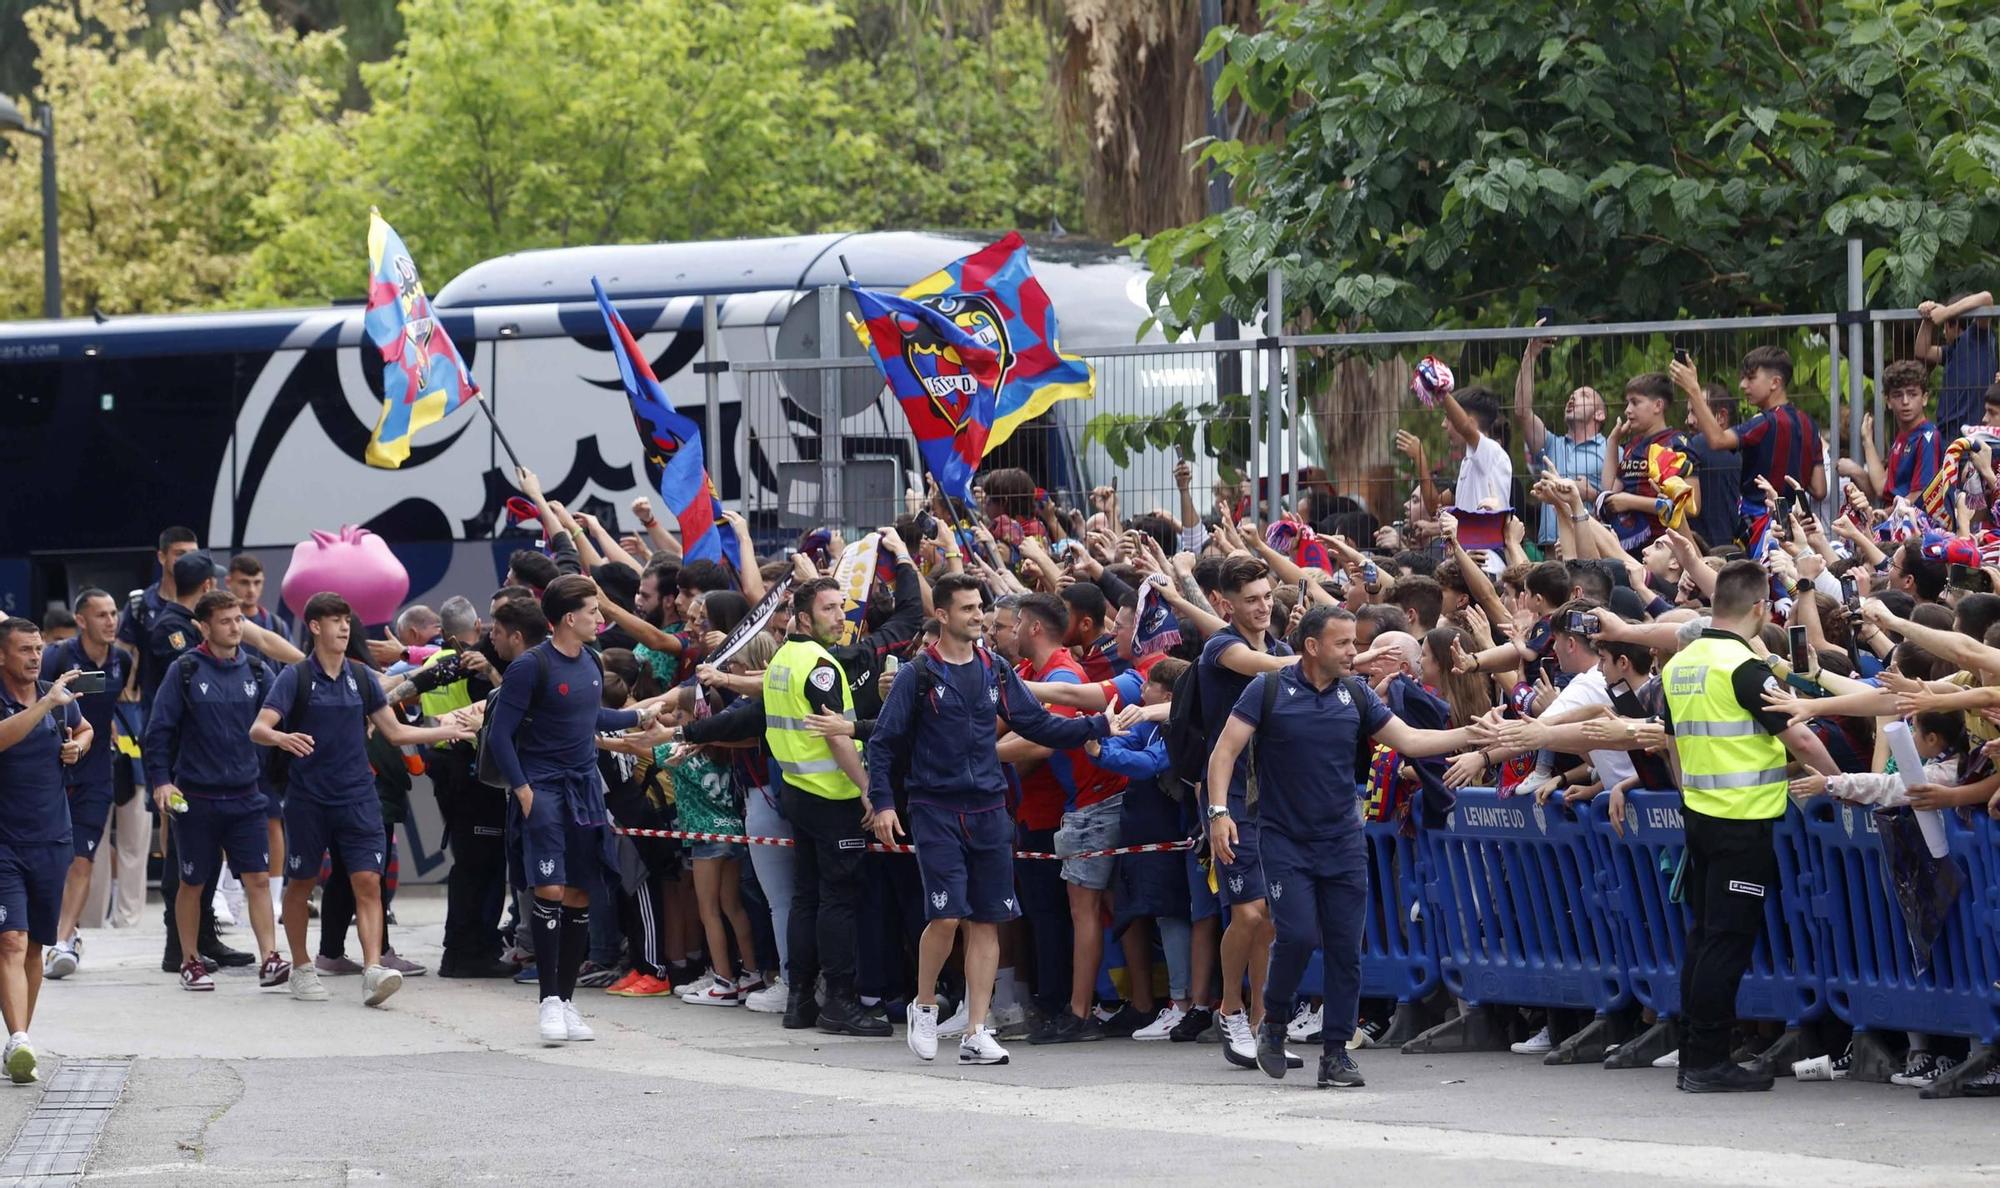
left=3, top=890, right=1997, bottom=1185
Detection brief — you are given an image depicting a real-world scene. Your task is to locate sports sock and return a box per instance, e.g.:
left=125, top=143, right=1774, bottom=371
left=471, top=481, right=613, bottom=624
left=557, top=904, right=590, bottom=1001
left=531, top=896, right=562, bottom=1001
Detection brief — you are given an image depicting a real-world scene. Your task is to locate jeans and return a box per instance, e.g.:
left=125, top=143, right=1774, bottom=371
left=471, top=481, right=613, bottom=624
left=780, top=779, right=868, bottom=996
left=1157, top=915, right=1192, bottom=1002
left=744, top=787, right=794, bottom=974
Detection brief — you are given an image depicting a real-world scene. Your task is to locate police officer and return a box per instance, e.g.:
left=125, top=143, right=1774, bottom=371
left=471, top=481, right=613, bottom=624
left=142, top=591, right=286, bottom=992
left=1660, top=559, right=1836, bottom=1093
left=387, top=596, right=508, bottom=978
left=117, top=526, right=200, bottom=697
left=1205, top=605, right=1482, bottom=1088
left=762, top=576, right=888, bottom=1038
left=39, top=589, right=132, bottom=979
left=0, top=617, right=88, bottom=1085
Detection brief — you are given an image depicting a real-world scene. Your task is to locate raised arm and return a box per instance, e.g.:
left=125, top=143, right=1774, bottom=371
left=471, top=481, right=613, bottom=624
left=1671, top=359, right=1739, bottom=452
left=1866, top=600, right=2000, bottom=676
left=1514, top=335, right=1551, bottom=459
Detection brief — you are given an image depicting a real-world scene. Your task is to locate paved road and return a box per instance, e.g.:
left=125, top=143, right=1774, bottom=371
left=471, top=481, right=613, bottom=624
left=4, top=891, right=1997, bottom=1185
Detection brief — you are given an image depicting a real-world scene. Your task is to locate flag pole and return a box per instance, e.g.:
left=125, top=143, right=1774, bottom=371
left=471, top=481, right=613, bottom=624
left=472, top=392, right=524, bottom=472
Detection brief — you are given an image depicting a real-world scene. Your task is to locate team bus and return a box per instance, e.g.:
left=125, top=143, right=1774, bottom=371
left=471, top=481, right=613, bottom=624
left=0, top=230, right=1225, bottom=618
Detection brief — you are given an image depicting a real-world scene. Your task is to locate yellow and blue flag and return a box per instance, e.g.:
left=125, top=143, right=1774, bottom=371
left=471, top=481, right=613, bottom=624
left=899, top=232, right=1094, bottom=454
left=362, top=209, right=478, bottom=468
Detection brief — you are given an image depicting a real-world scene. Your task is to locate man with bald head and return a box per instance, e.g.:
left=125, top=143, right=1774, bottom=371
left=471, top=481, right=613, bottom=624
left=1354, top=630, right=1459, bottom=830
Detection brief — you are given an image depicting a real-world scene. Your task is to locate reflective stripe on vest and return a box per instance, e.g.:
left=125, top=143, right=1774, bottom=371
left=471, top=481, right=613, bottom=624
left=1662, top=634, right=1788, bottom=820
left=762, top=638, right=863, bottom=801
left=416, top=648, right=474, bottom=748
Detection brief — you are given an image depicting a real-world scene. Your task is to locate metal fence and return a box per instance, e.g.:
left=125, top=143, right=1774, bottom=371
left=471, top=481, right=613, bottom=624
left=712, top=243, right=1995, bottom=543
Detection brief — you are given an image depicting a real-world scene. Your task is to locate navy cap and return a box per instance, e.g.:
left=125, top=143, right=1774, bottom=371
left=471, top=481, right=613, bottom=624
left=1608, top=584, right=1649, bottom=623
left=172, top=552, right=217, bottom=592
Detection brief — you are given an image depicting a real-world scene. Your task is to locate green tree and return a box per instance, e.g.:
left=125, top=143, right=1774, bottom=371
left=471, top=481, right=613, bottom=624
left=0, top=0, right=344, bottom=318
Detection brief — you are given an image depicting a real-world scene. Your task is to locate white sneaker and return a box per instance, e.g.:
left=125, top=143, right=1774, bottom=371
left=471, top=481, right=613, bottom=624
left=2, top=1034, right=34, bottom=1085
left=744, top=976, right=788, bottom=1014
left=907, top=1003, right=940, bottom=1061
left=677, top=970, right=717, bottom=1002
left=1891, top=1052, right=1956, bottom=1087
left=1511, top=1024, right=1554, bottom=1055
left=1652, top=1048, right=1680, bottom=1069
left=562, top=1000, right=595, bottom=1041
left=1286, top=1001, right=1324, bottom=1043
left=43, top=941, right=77, bottom=980
left=959, top=1025, right=1010, bottom=1065
left=937, top=998, right=972, bottom=1037
left=289, top=965, right=330, bottom=1002
left=1220, top=1010, right=1257, bottom=1068
left=684, top=976, right=741, bottom=1007
left=539, top=996, right=568, bottom=1044
left=1133, top=1005, right=1186, bottom=1041
left=361, top=964, right=403, bottom=1008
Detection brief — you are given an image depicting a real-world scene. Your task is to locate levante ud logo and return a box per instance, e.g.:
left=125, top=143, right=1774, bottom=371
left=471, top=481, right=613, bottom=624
left=900, top=293, right=1012, bottom=432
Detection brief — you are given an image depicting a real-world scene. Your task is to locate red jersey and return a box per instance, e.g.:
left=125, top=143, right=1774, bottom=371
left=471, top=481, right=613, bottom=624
left=1010, top=648, right=1127, bottom=829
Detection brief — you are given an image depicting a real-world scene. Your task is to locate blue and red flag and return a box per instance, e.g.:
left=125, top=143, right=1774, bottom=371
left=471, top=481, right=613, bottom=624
left=899, top=233, right=1094, bottom=453
left=590, top=278, right=739, bottom=570
left=847, top=286, right=1001, bottom=505
left=362, top=209, right=478, bottom=468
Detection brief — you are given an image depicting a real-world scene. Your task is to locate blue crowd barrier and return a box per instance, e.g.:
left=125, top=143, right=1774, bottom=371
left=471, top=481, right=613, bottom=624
left=1803, top=800, right=2000, bottom=1044
left=1298, top=819, right=1439, bottom=1004
left=1584, top=792, right=1824, bottom=1026
left=1421, top=789, right=1627, bottom=1014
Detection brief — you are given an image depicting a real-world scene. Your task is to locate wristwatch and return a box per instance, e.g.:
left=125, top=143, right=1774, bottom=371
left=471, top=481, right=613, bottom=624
left=1205, top=804, right=1231, bottom=821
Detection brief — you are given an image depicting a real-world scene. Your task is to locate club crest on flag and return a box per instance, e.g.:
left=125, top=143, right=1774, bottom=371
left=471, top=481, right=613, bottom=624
left=361, top=209, right=478, bottom=469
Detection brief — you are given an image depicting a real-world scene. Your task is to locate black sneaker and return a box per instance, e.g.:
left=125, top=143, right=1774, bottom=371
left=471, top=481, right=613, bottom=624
left=1028, top=1010, right=1104, bottom=1045
left=1169, top=1005, right=1215, bottom=1043
left=1680, top=1061, right=1775, bottom=1093
left=1256, top=1019, right=1289, bottom=1079
left=816, top=994, right=890, bottom=1038
left=1354, top=1017, right=1390, bottom=1049
left=1095, top=1001, right=1147, bottom=1039
left=199, top=938, right=254, bottom=968
left=1317, top=1049, right=1365, bottom=1088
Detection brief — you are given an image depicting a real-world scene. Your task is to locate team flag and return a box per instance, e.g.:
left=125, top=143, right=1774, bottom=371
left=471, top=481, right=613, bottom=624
left=899, top=233, right=1095, bottom=453
left=362, top=210, right=479, bottom=468
left=830, top=532, right=882, bottom=645
left=590, top=278, right=739, bottom=570
left=847, top=286, right=1001, bottom=505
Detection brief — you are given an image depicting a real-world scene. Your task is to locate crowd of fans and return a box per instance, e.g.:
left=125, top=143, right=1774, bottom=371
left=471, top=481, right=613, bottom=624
left=10, top=294, right=2000, bottom=1092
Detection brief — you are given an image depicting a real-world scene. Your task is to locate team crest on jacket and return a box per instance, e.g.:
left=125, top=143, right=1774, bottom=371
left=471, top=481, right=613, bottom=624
left=243, top=680, right=256, bottom=696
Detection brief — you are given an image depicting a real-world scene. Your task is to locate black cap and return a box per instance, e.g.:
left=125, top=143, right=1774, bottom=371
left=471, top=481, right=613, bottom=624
left=172, top=552, right=217, bottom=592
left=1608, top=584, right=1649, bottom=623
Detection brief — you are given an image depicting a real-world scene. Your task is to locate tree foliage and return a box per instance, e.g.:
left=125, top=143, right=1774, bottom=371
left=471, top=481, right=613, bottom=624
left=1136, top=0, right=2000, bottom=338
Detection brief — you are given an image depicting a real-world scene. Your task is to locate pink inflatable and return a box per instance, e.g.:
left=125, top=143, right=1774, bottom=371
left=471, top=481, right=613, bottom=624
left=279, top=525, right=410, bottom=625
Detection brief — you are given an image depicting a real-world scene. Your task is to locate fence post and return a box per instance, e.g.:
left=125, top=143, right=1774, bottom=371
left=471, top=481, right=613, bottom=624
left=1871, top=316, right=1885, bottom=454
left=816, top=284, right=844, bottom=530
left=1846, top=238, right=1865, bottom=477
left=1828, top=322, right=1843, bottom=529
left=1264, top=269, right=1284, bottom=520
left=702, top=294, right=722, bottom=499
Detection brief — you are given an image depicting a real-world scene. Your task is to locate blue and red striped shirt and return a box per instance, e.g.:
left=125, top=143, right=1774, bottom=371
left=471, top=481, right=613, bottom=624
left=1735, top=403, right=1821, bottom=508
left=1885, top=420, right=1943, bottom=500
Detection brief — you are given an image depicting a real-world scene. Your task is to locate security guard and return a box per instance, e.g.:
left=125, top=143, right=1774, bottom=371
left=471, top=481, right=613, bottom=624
left=1660, top=559, right=1835, bottom=1093
left=762, top=576, right=886, bottom=1038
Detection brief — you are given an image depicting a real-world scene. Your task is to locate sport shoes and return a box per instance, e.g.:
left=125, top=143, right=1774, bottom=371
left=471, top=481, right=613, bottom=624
left=1027, top=1010, right=1104, bottom=1045
left=562, top=1001, right=594, bottom=1041
left=624, top=974, right=678, bottom=998
left=684, top=975, right=741, bottom=1007
left=1892, top=1051, right=1958, bottom=1088
left=1256, top=1019, right=1289, bottom=1079
left=179, top=957, right=214, bottom=992
left=361, top=964, right=403, bottom=1007
left=576, top=961, right=619, bottom=989
left=938, top=997, right=972, bottom=1037
left=908, top=1003, right=940, bottom=1061
left=259, top=952, right=292, bottom=988
left=379, top=949, right=428, bottom=977
left=314, top=954, right=363, bottom=976
left=1348, top=1016, right=1390, bottom=1051
left=43, top=940, right=77, bottom=980
left=677, top=970, right=718, bottom=1002
left=1317, top=1049, right=1366, bottom=1088
left=1964, top=1065, right=2000, bottom=1098
left=745, top=977, right=788, bottom=1012
left=1095, top=1001, right=1147, bottom=1038
left=289, top=966, right=330, bottom=1002
left=959, top=1025, right=1010, bottom=1066
left=1219, top=1010, right=1257, bottom=1069
left=1511, top=1024, right=1555, bottom=1055
left=605, top=969, right=648, bottom=996
left=1680, top=1061, right=1775, bottom=1093
left=539, top=996, right=568, bottom=1045
left=1169, top=1005, right=1215, bottom=1043
left=1287, top=1001, right=1324, bottom=1044
left=1134, top=1005, right=1187, bottom=1041
left=3, top=1033, right=35, bottom=1084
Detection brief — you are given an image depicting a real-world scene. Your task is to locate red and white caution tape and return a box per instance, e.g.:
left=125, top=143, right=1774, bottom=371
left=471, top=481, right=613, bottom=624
left=608, top=825, right=1193, bottom=862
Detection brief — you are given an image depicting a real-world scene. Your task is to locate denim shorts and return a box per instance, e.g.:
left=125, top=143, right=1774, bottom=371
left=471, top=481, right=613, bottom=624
left=688, top=840, right=745, bottom=861
left=1054, top=793, right=1124, bottom=890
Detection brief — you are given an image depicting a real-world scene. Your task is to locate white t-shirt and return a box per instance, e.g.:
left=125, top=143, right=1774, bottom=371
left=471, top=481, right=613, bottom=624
left=1454, top=435, right=1513, bottom=511
left=1540, top=667, right=1637, bottom=789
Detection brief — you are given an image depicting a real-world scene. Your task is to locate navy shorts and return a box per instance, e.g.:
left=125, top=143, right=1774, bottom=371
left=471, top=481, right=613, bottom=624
left=507, top=777, right=611, bottom=890
left=176, top=795, right=271, bottom=886
left=0, top=843, right=70, bottom=946
left=67, top=780, right=114, bottom=861
left=1217, top=813, right=1267, bottom=908
left=909, top=802, right=1018, bottom=924
left=284, top=798, right=386, bottom=880
left=265, top=786, right=285, bottom=822
left=1187, top=847, right=1220, bottom=922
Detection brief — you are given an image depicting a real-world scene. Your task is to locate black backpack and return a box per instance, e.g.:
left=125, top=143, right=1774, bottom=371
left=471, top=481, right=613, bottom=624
left=1159, top=658, right=1208, bottom=803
